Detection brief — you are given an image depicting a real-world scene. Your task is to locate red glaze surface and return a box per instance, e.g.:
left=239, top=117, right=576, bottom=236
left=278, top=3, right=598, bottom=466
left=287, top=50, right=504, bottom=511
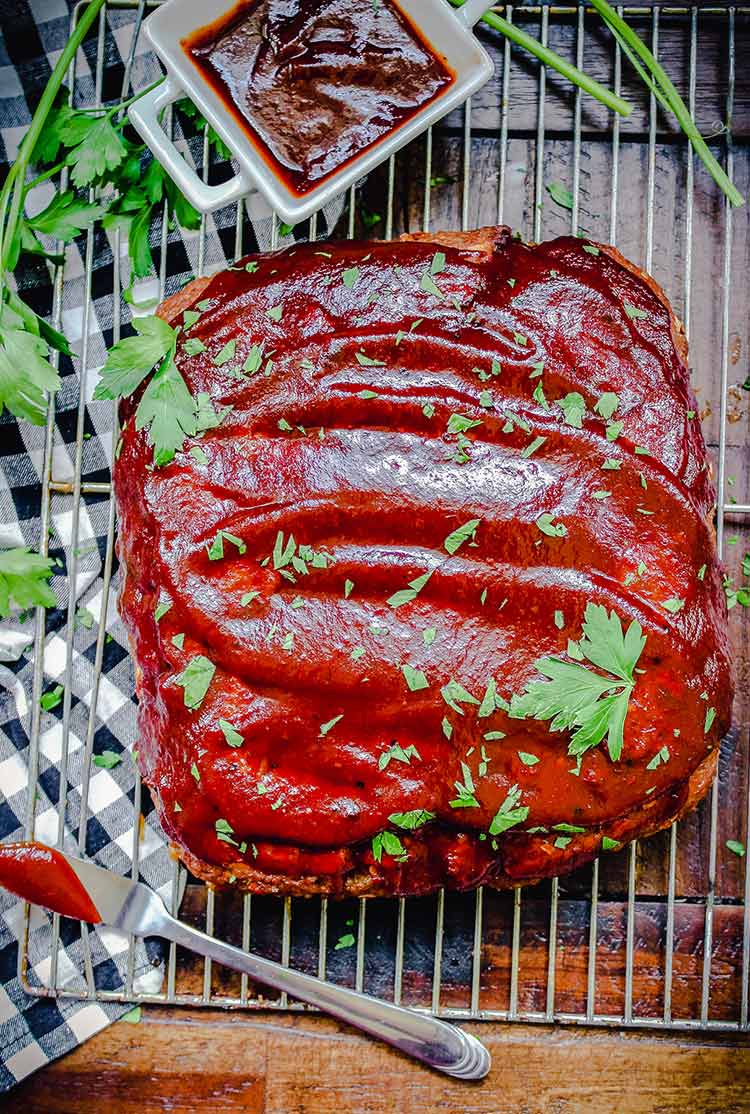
left=115, top=228, right=732, bottom=897
left=183, top=0, right=454, bottom=196
left=0, top=842, right=101, bottom=922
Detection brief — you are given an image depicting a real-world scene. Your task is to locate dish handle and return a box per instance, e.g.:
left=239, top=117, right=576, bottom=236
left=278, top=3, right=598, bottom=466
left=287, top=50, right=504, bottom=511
left=128, top=77, right=252, bottom=214
left=452, top=0, right=493, bottom=28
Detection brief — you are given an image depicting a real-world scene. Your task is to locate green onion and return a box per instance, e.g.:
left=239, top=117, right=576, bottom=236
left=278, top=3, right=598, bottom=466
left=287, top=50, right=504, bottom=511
left=589, top=0, right=744, bottom=207
left=447, top=0, right=632, bottom=118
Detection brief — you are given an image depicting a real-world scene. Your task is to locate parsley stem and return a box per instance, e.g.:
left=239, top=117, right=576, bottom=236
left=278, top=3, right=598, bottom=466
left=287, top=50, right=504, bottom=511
left=0, top=0, right=108, bottom=302
left=588, top=0, right=744, bottom=207
left=447, top=0, right=632, bottom=118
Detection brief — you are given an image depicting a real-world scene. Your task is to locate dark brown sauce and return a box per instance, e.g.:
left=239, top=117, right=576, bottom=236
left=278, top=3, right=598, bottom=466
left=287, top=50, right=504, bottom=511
left=183, top=0, right=454, bottom=197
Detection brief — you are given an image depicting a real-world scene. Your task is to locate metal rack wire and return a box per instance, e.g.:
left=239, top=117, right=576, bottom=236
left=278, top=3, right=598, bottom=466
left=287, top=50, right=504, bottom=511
left=19, top=2, right=750, bottom=1031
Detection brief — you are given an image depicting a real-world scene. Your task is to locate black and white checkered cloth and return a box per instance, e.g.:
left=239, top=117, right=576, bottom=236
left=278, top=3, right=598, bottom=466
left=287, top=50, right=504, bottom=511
left=0, top=0, right=345, bottom=1091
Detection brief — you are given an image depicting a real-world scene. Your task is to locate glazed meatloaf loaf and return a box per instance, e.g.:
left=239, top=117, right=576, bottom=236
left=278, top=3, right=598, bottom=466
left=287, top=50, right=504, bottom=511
left=114, top=226, right=733, bottom=897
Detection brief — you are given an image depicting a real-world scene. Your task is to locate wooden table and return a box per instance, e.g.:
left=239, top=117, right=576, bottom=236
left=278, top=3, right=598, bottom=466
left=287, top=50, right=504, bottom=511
left=5, top=1007, right=750, bottom=1113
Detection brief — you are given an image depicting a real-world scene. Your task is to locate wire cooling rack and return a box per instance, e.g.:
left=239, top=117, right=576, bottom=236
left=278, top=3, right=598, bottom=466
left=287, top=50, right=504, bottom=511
left=19, top=1, right=750, bottom=1031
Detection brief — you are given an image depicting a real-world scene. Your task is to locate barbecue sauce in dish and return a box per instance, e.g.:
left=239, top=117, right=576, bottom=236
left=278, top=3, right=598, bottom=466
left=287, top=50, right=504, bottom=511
left=183, top=0, right=454, bottom=196
left=0, top=842, right=101, bottom=922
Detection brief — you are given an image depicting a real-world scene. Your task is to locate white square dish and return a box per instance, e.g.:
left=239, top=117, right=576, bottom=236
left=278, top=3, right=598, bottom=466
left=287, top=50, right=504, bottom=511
left=128, top=0, right=495, bottom=224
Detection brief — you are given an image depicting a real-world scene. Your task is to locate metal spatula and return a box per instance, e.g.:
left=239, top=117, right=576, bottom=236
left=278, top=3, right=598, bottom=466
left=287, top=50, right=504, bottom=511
left=1, top=842, right=490, bottom=1080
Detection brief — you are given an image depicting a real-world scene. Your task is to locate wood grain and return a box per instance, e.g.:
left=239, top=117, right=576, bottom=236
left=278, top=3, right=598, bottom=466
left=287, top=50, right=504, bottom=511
left=6, top=1008, right=750, bottom=1114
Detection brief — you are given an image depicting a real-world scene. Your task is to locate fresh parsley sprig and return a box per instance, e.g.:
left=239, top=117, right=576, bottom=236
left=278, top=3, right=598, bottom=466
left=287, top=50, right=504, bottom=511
left=0, top=548, right=55, bottom=617
left=96, top=314, right=214, bottom=466
left=510, top=602, right=646, bottom=764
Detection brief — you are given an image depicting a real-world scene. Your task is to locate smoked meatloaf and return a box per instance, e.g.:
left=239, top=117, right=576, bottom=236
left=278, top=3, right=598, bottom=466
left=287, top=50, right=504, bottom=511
left=114, top=226, right=733, bottom=897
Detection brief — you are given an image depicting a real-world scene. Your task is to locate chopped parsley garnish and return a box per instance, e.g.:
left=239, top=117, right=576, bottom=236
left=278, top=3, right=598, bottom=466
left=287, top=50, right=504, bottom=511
left=379, top=742, right=420, bottom=770
left=334, top=933, right=355, bottom=950
left=319, top=714, right=343, bottom=737
left=443, top=518, right=480, bottom=555
left=241, top=590, right=261, bottom=606
left=212, top=339, right=236, bottom=367
left=401, top=664, right=429, bottom=692
left=522, top=435, right=547, bottom=458
left=594, top=392, right=619, bottom=419
left=175, top=655, right=216, bottom=709
left=423, top=627, right=436, bottom=647
left=441, top=679, right=480, bottom=714
left=372, top=831, right=407, bottom=862
left=646, top=745, right=669, bottom=770
left=602, top=836, right=621, bottom=851
left=388, top=809, right=435, bottom=830
left=546, top=181, right=574, bottom=210
left=583, top=244, right=600, bottom=256
left=342, top=266, right=360, bottom=288
left=726, top=840, right=746, bottom=857
left=478, top=678, right=498, bottom=718
left=93, top=750, right=121, bottom=769
left=219, top=719, right=243, bottom=747
left=661, top=598, right=685, bottom=614
left=606, top=420, right=624, bottom=441
left=558, top=391, right=586, bottom=428
left=355, top=351, right=385, bottom=367
left=387, top=568, right=433, bottom=609
left=624, top=302, right=647, bottom=320
left=489, top=784, right=528, bottom=835
left=215, top=818, right=237, bottom=845
left=450, top=762, right=480, bottom=808
left=267, top=304, right=283, bottom=321
left=510, top=602, right=646, bottom=763
left=344, top=579, right=354, bottom=598
left=602, top=458, right=621, bottom=470
left=518, top=752, right=539, bottom=766
left=536, top=513, right=567, bottom=538
left=447, top=413, right=482, bottom=435
left=154, top=599, right=172, bottom=622
left=704, top=706, right=716, bottom=733
left=206, top=530, right=246, bottom=560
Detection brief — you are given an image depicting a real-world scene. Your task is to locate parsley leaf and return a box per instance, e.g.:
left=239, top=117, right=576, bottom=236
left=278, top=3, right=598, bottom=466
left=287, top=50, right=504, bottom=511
left=26, top=190, right=104, bottom=242
left=558, top=392, right=586, bottom=428
left=95, top=314, right=176, bottom=400
left=0, top=547, right=55, bottom=616
left=489, top=784, right=529, bottom=835
left=219, top=719, right=244, bottom=747
left=444, top=518, right=480, bottom=555
left=0, top=323, right=61, bottom=425
left=401, top=664, right=429, bottom=691
left=510, top=602, right=646, bottom=763
left=175, top=654, right=216, bottom=709
left=93, top=750, right=121, bottom=769
left=388, top=809, right=435, bottom=830
left=536, top=513, right=567, bottom=538
left=134, top=350, right=198, bottom=466
left=372, top=831, right=407, bottom=862
left=546, top=182, right=574, bottom=210
left=64, top=115, right=128, bottom=188
left=379, top=742, right=420, bottom=770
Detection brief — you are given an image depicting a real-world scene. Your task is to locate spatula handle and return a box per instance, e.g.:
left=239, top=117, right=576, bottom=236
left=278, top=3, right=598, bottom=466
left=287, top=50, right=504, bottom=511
left=158, top=910, right=490, bottom=1080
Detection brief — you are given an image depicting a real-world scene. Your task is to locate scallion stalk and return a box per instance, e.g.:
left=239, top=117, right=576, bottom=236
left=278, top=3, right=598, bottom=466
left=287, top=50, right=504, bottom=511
left=447, top=0, right=632, bottom=118
left=589, top=0, right=744, bottom=207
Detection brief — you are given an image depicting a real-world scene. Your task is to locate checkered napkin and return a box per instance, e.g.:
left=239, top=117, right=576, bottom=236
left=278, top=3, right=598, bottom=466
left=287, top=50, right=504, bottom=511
left=0, top=0, right=345, bottom=1091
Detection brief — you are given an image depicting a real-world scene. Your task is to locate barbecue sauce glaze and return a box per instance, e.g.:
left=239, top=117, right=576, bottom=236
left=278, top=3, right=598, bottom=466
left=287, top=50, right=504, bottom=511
left=115, top=229, right=732, bottom=896
left=183, top=0, right=454, bottom=196
left=0, top=842, right=101, bottom=922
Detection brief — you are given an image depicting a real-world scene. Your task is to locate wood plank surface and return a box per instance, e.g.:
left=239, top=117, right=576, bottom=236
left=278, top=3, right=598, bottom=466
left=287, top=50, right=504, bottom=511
left=5, top=1007, right=750, bottom=1114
